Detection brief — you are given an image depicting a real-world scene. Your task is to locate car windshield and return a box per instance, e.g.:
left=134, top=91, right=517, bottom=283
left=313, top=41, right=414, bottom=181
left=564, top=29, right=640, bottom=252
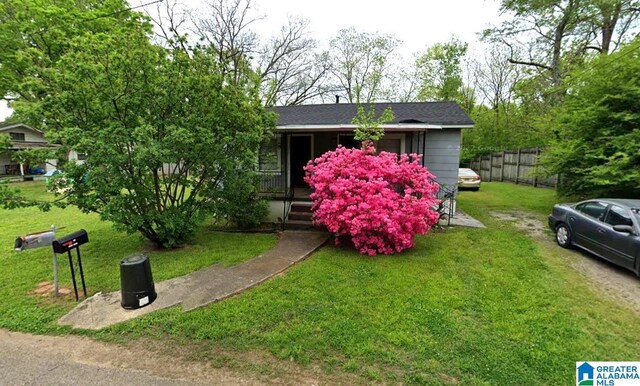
left=459, top=169, right=477, bottom=176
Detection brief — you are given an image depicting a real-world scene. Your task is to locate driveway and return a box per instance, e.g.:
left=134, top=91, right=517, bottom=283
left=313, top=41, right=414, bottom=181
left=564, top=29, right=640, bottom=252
left=491, top=211, right=640, bottom=315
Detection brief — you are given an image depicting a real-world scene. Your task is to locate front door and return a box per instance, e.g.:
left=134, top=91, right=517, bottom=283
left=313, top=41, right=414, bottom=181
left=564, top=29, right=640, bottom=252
left=290, top=135, right=312, bottom=187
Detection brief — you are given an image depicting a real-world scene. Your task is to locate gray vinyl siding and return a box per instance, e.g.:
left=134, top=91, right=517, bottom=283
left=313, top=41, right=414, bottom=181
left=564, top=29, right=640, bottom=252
left=414, top=129, right=461, bottom=188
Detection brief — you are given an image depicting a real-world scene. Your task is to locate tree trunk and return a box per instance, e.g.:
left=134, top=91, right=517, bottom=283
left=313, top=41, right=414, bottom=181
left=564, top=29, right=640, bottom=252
left=599, top=1, right=622, bottom=55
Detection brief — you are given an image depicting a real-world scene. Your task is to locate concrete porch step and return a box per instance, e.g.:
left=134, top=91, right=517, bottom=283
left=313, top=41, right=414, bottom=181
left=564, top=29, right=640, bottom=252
left=286, top=220, right=324, bottom=231
left=290, top=202, right=312, bottom=213
left=288, top=211, right=313, bottom=221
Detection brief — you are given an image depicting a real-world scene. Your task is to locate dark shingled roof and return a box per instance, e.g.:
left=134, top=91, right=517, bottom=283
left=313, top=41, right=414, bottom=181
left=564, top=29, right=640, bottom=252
left=272, top=101, right=473, bottom=127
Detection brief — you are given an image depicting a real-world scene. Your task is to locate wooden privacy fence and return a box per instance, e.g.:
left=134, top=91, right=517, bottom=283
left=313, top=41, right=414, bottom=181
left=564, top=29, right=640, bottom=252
left=468, top=148, right=559, bottom=188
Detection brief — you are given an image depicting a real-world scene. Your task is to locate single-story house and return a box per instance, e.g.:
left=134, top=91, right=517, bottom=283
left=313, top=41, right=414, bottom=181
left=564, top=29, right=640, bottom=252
left=260, top=101, right=474, bottom=224
left=0, top=123, right=87, bottom=179
left=0, top=123, right=60, bottom=178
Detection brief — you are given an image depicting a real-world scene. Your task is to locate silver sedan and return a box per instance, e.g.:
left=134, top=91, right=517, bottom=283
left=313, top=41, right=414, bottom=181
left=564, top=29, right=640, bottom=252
left=458, top=168, right=481, bottom=191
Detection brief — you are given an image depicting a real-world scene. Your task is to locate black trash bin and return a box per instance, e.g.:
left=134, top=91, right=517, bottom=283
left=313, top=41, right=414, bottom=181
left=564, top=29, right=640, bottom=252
left=120, top=254, right=157, bottom=309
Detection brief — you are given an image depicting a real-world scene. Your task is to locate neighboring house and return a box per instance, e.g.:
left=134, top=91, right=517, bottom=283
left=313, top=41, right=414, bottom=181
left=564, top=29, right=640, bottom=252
left=0, top=123, right=60, bottom=177
left=260, top=101, right=474, bottom=223
left=67, top=149, right=87, bottom=165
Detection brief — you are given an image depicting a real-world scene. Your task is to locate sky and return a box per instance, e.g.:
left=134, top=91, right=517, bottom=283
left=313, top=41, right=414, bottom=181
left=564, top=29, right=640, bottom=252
left=0, top=0, right=504, bottom=121
left=245, top=0, right=503, bottom=55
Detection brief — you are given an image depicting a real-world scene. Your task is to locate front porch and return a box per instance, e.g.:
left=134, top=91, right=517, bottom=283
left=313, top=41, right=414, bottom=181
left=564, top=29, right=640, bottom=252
left=258, top=130, right=459, bottom=226
left=258, top=131, right=416, bottom=201
left=0, top=175, right=49, bottom=183
left=1, top=143, right=59, bottom=180
left=0, top=155, right=52, bottom=181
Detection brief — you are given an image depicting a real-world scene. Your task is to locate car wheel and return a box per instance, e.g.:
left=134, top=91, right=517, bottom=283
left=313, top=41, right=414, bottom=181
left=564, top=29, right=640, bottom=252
left=555, top=223, right=572, bottom=248
left=472, top=187, right=480, bottom=192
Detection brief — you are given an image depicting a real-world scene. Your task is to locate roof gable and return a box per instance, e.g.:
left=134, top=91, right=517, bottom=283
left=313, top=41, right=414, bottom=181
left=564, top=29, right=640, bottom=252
left=0, top=123, right=43, bottom=134
left=272, top=102, right=474, bottom=127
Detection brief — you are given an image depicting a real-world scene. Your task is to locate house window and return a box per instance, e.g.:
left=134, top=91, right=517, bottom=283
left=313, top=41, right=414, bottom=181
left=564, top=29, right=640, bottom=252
left=338, top=134, right=360, bottom=149
left=377, top=138, right=402, bottom=154
left=259, top=136, right=281, bottom=171
left=77, top=153, right=87, bottom=161
left=376, top=134, right=405, bottom=154
left=9, top=132, right=25, bottom=141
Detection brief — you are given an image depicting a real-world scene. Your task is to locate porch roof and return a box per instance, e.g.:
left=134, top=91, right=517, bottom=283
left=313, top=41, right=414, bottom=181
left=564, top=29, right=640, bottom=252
left=272, top=101, right=473, bottom=131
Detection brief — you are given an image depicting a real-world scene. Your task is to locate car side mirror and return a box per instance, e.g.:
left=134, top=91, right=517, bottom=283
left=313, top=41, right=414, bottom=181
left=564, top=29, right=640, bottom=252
left=613, top=224, right=635, bottom=234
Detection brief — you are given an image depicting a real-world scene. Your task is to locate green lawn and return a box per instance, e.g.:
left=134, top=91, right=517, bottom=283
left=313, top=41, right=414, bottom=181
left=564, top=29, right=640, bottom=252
left=0, top=181, right=277, bottom=334
left=2, top=181, right=638, bottom=385
left=98, top=182, right=640, bottom=384
left=458, top=181, right=559, bottom=218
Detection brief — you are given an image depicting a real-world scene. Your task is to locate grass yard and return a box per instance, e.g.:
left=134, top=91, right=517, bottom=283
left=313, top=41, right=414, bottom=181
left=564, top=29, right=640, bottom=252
left=0, top=181, right=277, bottom=334
left=2, top=181, right=639, bottom=385
left=96, top=182, right=640, bottom=384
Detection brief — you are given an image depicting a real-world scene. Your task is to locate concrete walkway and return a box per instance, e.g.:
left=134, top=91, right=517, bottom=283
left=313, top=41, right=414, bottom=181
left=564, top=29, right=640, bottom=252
left=59, top=231, right=329, bottom=330
left=448, top=209, right=485, bottom=228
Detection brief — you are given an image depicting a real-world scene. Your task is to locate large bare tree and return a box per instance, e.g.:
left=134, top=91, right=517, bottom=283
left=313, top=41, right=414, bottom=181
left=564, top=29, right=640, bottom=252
left=258, top=17, right=330, bottom=106
left=485, top=0, right=640, bottom=95
left=145, top=0, right=328, bottom=105
left=581, top=0, right=640, bottom=54
left=191, top=0, right=259, bottom=83
left=473, top=46, right=522, bottom=110
left=327, top=27, right=400, bottom=104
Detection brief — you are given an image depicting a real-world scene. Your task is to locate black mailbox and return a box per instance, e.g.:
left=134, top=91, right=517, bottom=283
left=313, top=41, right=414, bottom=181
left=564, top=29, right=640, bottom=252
left=52, top=229, right=89, bottom=300
left=52, top=230, right=89, bottom=253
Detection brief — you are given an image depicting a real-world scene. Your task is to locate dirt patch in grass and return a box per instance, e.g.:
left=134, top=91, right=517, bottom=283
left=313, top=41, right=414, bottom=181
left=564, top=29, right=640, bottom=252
left=2, top=329, right=259, bottom=385
left=125, top=336, right=368, bottom=386
left=491, top=210, right=640, bottom=315
left=491, top=211, right=547, bottom=238
left=4, top=328, right=360, bottom=386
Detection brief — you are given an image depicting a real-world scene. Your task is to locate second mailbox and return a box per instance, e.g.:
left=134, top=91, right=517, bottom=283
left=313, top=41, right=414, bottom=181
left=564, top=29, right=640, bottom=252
left=52, top=229, right=89, bottom=253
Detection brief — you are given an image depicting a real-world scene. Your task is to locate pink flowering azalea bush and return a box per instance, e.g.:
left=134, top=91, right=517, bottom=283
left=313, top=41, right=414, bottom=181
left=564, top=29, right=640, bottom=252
left=304, top=145, right=440, bottom=255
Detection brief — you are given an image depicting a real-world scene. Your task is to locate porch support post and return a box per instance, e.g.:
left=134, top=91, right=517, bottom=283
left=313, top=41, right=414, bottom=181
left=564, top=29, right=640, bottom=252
left=284, top=133, right=289, bottom=194
left=422, top=131, right=427, bottom=167
left=408, top=132, right=413, bottom=153
left=19, top=163, right=24, bottom=176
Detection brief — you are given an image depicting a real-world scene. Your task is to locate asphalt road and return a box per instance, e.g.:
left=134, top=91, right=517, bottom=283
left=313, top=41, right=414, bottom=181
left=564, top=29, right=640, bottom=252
left=0, top=329, right=260, bottom=386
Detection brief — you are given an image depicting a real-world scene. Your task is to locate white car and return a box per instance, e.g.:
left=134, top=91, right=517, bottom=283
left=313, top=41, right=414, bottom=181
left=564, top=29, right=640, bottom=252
left=458, top=168, right=481, bottom=191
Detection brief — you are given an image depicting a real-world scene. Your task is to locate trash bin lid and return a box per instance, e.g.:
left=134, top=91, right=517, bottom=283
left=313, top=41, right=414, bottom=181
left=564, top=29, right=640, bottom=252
left=121, top=254, right=148, bottom=265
